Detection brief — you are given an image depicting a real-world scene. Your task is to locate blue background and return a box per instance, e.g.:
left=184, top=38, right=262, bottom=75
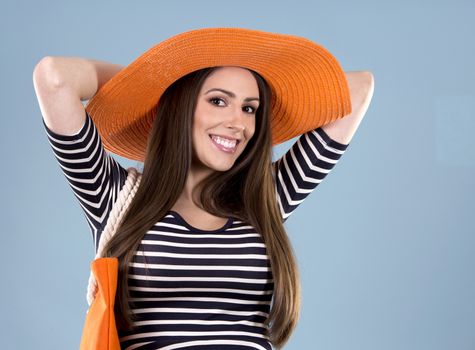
left=1, top=0, right=474, bottom=349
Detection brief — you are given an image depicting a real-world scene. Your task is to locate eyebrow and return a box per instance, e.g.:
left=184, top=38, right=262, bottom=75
left=205, top=88, right=260, bottom=102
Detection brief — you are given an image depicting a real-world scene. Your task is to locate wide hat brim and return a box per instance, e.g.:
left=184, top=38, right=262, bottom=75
left=85, top=27, right=352, bottom=162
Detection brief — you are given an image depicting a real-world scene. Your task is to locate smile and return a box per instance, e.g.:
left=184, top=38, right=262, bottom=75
left=209, top=135, right=238, bottom=153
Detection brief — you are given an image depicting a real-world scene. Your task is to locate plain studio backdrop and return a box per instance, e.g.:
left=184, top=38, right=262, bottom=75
left=1, top=0, right=474, bottom=349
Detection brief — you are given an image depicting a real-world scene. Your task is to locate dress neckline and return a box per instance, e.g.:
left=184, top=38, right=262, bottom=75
left=168, top=210, right=234, bottom=233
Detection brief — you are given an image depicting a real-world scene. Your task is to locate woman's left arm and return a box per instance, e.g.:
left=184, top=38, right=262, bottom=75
left=321, top=71, right=375, bottom=145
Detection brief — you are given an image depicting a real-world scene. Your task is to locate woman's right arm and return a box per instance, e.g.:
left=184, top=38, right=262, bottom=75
left=32, top=56, right=124, bottom=135
left=32, top=57, right=129, bottom=252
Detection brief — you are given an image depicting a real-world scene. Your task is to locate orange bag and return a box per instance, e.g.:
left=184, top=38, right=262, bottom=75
left=79, top=167, right=142, bottom=350
left=79, top=258, right=121, bottom=350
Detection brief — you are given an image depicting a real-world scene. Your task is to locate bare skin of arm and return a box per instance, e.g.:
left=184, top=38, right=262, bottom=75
left=321, top=71, right=375, bottom=145
left=32, top=56, right=124, bottom=135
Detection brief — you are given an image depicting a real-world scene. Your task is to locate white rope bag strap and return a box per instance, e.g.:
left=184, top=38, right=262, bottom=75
left=86, top=166, right=142, bottom=306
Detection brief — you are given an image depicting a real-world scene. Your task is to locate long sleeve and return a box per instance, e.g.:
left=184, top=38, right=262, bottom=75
left=42, top=110, right=128, bottom=251
left=272, top=126, right=349, bottom=223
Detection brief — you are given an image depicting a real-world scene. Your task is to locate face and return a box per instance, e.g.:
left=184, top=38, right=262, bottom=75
left=191, top=66, right=259, bottom=173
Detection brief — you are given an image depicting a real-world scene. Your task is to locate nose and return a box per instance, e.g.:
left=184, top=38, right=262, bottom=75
left=226, top=105, right=246, bottom=132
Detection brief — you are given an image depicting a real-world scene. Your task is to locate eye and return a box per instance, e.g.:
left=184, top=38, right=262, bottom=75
left=209, top=97, right=226, bottom=107
left=208, top=97, right=257, bottom=115
left=243, top=106, right=257, bottom=114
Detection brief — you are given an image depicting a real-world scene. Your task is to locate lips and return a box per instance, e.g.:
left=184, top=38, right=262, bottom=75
left=209, top=135, right=238, bottom=154
left=209, top=134, right=241, bottom=143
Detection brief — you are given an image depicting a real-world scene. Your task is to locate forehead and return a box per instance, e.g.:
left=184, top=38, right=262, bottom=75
left=205, top=66, right=255, bottom=83
left=202, top=66, right=259, bottom=93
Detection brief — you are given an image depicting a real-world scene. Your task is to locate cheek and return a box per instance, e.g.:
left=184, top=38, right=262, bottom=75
left=192, top=112, right=208, bottom=138
left=247, top=121, right=256, bottom=138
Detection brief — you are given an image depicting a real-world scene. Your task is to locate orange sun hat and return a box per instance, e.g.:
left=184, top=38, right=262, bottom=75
left=85, top=27, right=352, bottom=162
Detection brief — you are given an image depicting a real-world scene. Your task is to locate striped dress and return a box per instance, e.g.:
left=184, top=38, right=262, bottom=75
left=42, top=110, right=349, bottom=350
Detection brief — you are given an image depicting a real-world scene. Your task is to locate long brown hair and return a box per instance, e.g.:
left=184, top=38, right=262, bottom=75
left=103, top=66, right=301, bottom=348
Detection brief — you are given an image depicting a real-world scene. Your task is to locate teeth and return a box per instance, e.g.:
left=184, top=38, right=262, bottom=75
left=211, top=135, right=237, bottom=149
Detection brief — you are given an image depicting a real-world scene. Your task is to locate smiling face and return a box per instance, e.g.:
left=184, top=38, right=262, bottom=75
left=191, top=66, right=260, bottom=173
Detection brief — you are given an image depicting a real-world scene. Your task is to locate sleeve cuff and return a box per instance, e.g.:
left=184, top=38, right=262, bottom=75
left=42, top=110, right=90, bottom=141
left=314, top=127, right=349, bottom=151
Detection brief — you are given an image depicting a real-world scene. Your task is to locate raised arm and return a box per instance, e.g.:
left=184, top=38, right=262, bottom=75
left=32, top=57, right=128, bottom=252
left=321, top=71, right=375, bottom=145
left=32, top=56, right=124, bottom=135
left=272, top=71, right=374, bottom=223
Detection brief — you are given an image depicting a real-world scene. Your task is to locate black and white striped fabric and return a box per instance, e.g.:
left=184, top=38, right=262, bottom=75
left=42, top=110, right=348, bottom=350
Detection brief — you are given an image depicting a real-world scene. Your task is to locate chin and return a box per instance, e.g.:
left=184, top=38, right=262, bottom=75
left=210, top=162, right=235, bottom=172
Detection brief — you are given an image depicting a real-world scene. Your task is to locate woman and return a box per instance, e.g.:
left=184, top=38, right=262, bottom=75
left=33, top=28, right=374, bottom=350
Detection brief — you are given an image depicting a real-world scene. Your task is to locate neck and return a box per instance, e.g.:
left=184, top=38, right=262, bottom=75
left=177, top=163, right=214, bottom=208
